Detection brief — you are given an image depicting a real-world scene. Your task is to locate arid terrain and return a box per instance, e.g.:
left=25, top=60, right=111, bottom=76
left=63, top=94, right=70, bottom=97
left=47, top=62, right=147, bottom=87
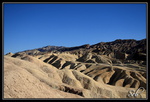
left=4, top=39, right=147, bottom=99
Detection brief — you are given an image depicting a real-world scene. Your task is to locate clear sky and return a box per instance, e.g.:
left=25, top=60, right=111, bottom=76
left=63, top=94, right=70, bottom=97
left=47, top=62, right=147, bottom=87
left=4, top=3, right=147, bottom=54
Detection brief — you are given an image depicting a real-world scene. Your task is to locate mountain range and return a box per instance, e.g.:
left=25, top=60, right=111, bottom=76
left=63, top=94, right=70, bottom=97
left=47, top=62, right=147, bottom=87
left=4, top=38, right=147, bottom=99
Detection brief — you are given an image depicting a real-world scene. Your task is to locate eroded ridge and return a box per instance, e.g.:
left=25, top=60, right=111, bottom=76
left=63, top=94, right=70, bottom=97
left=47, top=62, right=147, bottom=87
left=5, top=39, right=146, bottom=98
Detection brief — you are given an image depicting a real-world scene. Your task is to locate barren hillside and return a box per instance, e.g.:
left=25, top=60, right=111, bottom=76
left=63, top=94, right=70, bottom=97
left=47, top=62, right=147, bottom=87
left=4, top=39, right=147, bottom=99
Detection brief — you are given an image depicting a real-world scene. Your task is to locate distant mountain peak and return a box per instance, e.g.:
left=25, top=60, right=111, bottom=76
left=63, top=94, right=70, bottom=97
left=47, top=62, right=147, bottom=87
left=12, top=38, right=146, bottom=57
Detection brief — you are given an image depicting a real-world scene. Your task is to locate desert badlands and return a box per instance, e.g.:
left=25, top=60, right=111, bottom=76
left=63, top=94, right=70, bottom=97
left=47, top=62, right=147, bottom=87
left=4, top=39, right=147, bottom=99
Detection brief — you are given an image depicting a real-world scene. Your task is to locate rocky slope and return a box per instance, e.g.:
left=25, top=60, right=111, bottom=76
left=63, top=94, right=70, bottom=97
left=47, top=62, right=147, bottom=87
left=4, top=38, right=147, bottom=99
left=14, top=38, right=146, bottom=63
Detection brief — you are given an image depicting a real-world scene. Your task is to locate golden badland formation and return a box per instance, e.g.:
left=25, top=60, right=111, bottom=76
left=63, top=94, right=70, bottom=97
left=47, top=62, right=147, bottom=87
left=4, top=39, right=146, bottom=99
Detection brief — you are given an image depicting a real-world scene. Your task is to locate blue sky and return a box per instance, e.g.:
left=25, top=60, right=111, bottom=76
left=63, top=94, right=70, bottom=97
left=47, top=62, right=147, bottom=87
left=4, top=3, right=147, bottom=54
